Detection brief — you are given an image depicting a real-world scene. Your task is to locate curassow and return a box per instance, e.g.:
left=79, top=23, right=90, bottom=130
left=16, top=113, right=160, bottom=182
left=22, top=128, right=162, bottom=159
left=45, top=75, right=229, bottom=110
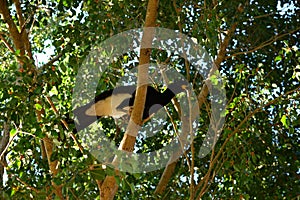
left=73, top=80, right=188, bottom=132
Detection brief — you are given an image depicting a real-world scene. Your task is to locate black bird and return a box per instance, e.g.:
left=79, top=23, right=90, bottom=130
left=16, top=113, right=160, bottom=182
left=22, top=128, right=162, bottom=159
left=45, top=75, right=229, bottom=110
left=73, top=80, right=188, bottom=132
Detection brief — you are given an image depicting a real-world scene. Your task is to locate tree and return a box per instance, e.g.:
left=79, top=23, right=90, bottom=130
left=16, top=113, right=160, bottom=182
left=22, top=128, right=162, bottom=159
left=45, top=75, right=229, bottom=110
left=0, top=0, right=299, bottom=199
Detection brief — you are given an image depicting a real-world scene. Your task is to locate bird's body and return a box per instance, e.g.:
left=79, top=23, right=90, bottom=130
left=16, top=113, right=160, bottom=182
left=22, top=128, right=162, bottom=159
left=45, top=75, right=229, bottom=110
left=85, top=87, right=135, bottom=118
left=73, top=80, right=188, bottom=132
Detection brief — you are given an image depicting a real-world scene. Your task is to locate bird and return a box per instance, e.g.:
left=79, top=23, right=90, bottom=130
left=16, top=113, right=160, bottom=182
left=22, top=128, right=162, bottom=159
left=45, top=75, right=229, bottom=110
left=73, top=80, right=188, bottom=132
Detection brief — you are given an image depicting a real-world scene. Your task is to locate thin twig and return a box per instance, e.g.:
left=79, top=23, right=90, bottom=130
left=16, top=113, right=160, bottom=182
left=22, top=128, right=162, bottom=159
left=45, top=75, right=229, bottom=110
left=0, top=33, right=15, bottom=53
left=0, top=124, right=36, bottom=160
left=226, top=27, right=300, bottom=59
left=16, top=177, right=41, bottom=193
left=41, top=52, right=63, bottom=70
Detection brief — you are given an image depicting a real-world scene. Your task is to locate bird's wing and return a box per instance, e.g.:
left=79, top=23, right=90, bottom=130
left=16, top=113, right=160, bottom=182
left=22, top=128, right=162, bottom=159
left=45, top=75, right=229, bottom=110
left=116, top=97, right=132, bottom=111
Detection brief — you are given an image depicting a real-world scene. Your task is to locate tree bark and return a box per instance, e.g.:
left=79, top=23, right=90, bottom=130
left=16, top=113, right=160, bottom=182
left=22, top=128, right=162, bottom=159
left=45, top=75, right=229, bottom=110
left=99, top=0, right=159, bottom=199
left=0, top=122, right=9, bottom=189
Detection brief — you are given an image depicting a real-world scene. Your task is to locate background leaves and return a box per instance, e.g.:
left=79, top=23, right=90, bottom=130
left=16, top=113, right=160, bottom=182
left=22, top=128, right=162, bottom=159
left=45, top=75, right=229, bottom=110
left=0, top=0, right=299, bottom=199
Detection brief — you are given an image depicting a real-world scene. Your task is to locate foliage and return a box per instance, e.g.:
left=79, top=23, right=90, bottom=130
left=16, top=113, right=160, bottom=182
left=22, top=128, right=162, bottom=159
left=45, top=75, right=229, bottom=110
left=0, top=0, right=299, bottom=199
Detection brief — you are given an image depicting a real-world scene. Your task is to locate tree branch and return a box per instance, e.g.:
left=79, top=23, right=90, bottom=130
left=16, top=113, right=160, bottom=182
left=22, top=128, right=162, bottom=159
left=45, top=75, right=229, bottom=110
left=0, top=33, right=15, bottom=53
left=16, top=177, right=41, bottom=194
left=12, top=0, right=25, bottom=28
left=12, top=0, right=33, bottom=59
left=42, top=136, right=64, bottom=200
left=41, top=52, right=63, bottom=70
left=0, top=0, right=24, bottom=55
left=100, top=0, right=159, bottom=199
left=225, top=27, right=300, bottom=59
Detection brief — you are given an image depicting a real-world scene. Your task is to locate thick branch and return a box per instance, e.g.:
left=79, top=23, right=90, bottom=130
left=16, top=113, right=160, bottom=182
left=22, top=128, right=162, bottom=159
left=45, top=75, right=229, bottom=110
left=12, top=0, right=25, bottom=28
left=12, top=0, right=33, bottom=59
left=0, top=0, right=33, bottom=60
left=0, top=0, right=24, bottom=55
left=42, top=136, right=64, bottom=199
left=100, top=0, right=159, bottom=199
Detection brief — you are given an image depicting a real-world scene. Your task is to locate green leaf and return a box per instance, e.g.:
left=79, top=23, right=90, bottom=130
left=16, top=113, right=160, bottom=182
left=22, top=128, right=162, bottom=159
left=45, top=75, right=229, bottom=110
left=275, top=55, right=282, bottom=62
left=10, top=128, right=17, bottom=136
left=15, top=49, right=20, bottom=56
left=35, top=103, right=43, bottom=111
left=11, top=189, right=16, bottom=196
left=280, top=115, right=288, bottom=128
